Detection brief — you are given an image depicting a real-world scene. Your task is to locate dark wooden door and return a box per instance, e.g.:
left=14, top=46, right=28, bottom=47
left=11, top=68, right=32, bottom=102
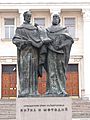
left=38, top=69, right=47, bottom=94
left=38, top=64, right=79, bottom=96
left=66, top=64, right=79, bottom=96
left=2, top=65, right=17, bottom=98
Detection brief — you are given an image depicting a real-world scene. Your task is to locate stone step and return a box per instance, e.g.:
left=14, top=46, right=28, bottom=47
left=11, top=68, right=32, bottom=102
left=0, top=99, right=16, bottom=120
left=72, top=98, right=90, bottom=118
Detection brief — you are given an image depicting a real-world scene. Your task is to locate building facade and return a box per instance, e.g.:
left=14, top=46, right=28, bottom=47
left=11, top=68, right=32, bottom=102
left=0, top=0, right=90, bottom=99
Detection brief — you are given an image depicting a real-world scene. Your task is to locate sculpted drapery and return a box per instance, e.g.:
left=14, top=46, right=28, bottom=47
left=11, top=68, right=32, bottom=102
left=13, top=23, right=43, bottom=97
left=12, top=11, right=74, bottom=97
left=12, top=11, right=50, bottom=97
left=45, top=14, right=74, bottom=96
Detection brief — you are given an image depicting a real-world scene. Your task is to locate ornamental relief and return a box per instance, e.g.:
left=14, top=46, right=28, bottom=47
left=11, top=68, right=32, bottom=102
left=82, top=9, right=90, bottom=20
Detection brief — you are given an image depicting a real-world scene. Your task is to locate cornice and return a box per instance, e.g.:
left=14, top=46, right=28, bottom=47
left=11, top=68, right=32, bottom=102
left=0, top=2, right=90, bottom=10
left=0, top=2, right=90, bottom=4
left=0, top=2, right=90, bottom=5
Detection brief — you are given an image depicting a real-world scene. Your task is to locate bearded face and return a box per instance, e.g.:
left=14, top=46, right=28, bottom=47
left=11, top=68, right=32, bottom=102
left=52, top=14, right=60, bottom=25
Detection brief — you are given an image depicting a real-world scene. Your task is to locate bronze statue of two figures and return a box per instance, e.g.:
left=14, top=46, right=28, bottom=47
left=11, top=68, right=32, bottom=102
left=12, top=11, right=74, bottom=97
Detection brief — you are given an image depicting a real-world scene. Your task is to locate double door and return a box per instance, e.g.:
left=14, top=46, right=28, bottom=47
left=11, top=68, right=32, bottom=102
left=2, top=65, right=17, bottom=98
left=38, top=64, right=79, bottom=96
left=1, top=64, right=79, bottom=97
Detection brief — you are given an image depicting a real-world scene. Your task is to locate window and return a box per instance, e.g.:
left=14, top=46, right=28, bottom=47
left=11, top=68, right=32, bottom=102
left=64, top=18, right=75, bottom=38
left=4, top=18, right=15, bottom=39
left=34, top=18, right=45, bottom=26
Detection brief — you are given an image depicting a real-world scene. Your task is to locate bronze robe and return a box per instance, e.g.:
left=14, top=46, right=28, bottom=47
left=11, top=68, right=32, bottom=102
left=12, top=23, right=43, bottom=97
left=46, top=24, right=74, bottom=96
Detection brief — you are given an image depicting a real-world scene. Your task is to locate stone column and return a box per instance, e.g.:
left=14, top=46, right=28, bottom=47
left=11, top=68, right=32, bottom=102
left=82, top=9, right=90, bottom=99
left=18, top=9, right=29, bottom=25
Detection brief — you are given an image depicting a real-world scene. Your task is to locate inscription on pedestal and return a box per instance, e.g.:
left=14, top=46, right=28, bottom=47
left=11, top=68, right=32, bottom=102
left=16, top=97, right=72, bottom=120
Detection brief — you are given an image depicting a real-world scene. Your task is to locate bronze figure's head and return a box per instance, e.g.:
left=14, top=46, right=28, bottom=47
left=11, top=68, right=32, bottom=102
left=52, top=14, right=61, bottom=25
left=23, top=11, right=32, bottom=23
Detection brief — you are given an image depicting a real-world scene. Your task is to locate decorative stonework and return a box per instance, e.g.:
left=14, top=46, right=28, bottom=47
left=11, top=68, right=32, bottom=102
left=69, top=55, right=83, bottom=63
left=50, top=8, right=61, bottom=14
left=0, top=56, right=17, bottom=63
left=82, top=9, right=90, bottom=21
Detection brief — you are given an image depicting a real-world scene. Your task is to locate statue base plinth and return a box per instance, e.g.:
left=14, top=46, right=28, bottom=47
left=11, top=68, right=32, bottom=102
left=16, top=97, right=72, bottom=120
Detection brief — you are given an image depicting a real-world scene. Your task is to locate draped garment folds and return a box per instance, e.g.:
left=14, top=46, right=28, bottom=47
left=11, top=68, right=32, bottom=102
left=12, top=23, right=44, bottom=97
left=46, top=24, right=74, bottom=96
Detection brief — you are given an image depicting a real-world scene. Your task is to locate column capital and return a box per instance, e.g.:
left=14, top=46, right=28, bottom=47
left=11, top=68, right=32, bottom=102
left=82, top=8, right=90, bottom=21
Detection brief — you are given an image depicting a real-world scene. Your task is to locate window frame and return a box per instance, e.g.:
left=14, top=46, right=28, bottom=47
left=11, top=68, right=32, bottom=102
left=4, top=18, right=15, bottom=39
left=1, top=15, right=16, bottom=40
left=32, top=16, right=47, bottom=27
left=63, top=16, right=78, bottom=40
left=34, top=17, right=45, bottom=27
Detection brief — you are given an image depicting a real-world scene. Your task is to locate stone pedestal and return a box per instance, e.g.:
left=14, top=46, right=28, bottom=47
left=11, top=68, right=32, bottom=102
left=16, top=97, right=72, bottom=120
